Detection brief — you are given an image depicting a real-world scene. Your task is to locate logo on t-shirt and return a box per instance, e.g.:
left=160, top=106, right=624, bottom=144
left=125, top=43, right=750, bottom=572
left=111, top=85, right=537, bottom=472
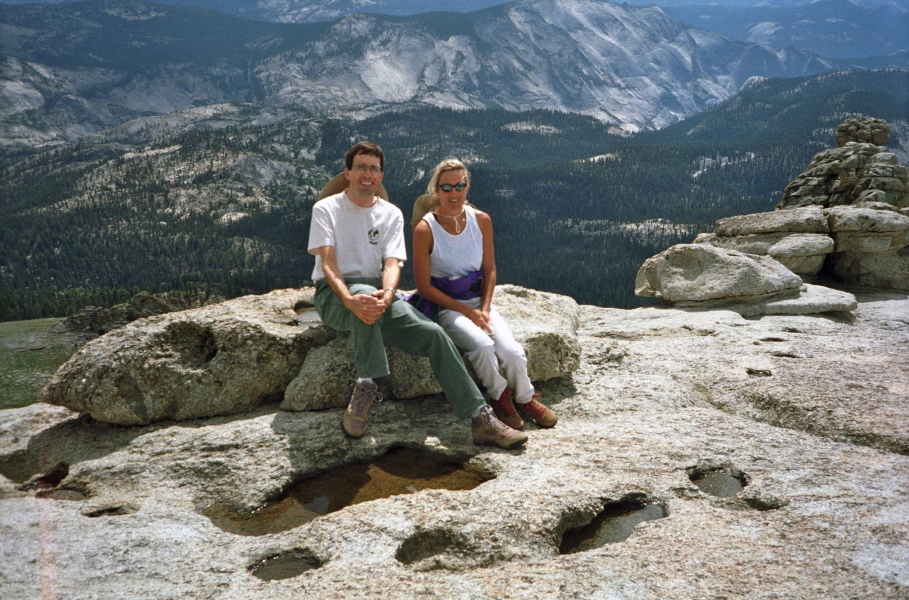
left=368, top=228, right=379, bottom=245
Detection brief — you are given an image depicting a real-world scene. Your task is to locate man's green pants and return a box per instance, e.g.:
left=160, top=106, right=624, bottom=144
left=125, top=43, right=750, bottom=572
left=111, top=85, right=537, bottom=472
left=314, top=278, right=486, bottom=419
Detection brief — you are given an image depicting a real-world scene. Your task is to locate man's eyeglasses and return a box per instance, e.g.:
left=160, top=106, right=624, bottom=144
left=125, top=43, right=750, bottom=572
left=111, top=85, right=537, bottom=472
left=351, top=164, right=382, bottom=174
left=438, top=182, right=467, bottom=192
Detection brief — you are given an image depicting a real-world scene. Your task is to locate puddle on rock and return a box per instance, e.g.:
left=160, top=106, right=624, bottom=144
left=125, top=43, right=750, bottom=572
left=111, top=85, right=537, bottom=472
left=249, top=550, right=322, bottom=581
left=690, top=470, right=747, bottom=498
left=559, top=500, right=668, bottom=554
left=294, top=306, right=322, bottom=325
left=205, top=447, right=492, bottom=536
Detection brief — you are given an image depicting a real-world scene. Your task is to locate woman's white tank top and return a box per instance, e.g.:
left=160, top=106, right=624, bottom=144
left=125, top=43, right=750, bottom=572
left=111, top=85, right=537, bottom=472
left=424, top=207, right=483, bottom=279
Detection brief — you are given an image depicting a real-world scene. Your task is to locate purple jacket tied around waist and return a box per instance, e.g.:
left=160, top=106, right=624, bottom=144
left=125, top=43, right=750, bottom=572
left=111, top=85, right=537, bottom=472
left=407, top=270, right=483, bottom=320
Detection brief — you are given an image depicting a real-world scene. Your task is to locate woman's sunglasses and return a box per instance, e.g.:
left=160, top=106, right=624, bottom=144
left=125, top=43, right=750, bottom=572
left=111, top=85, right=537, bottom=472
left=438, top=182, right=467, bottom=192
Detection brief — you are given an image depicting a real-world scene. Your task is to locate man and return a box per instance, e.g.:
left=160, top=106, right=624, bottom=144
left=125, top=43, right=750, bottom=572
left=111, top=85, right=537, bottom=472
left=308, top=141, right=527, bottom=449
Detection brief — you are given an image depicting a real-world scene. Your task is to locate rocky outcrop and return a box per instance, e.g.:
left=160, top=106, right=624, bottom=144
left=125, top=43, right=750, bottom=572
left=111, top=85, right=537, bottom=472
left=2, top=291, right=907, bottom=600
left=38, top=288, right=330, bottom=425
left=778, top=117, right=908, bottom=210
left=825, top=205, right=909, bottom=290
left=687, top=204, right=909, bottom=293
left=634, top=243, right=804, bottom=303
left=38, top=286, right=581, bottom=425
left=634, top=244, right=858, bottom=317
left=633, top=237, right=863, bottom=316
left=702, top=206, right=832, bottom=276
left=835, top=115, right=891, bottom=147
left=639, top=119, right=909, bottom=308
left=694, top=204, right=909, bottom=290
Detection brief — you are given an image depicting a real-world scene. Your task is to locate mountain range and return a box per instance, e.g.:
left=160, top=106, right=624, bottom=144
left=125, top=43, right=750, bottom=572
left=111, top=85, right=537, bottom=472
left=0, top=0, right=868, bottom=152
left=6, top=0, right=907, bottom=23
left=5, top=0, right=906, bottom=58
left=664, top=0, right=909, bottom=59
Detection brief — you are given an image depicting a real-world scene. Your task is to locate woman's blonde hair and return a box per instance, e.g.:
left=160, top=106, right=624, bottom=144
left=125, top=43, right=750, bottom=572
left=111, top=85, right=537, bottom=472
left=426, top=159, right=470, bottom=195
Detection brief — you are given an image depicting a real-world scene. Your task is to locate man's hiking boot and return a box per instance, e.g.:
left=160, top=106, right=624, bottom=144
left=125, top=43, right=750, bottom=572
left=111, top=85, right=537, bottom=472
left=472, top=405, right=528, bottom=449
left=517, top=394, right=557, bottom=428
left=491, top=387, right=524, bottom=430
left=343, top=381, right=383, bottom=438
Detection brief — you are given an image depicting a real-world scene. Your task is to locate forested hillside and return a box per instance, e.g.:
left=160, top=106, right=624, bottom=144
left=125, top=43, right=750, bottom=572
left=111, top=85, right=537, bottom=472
left=1, top=69, right=906, bottom=320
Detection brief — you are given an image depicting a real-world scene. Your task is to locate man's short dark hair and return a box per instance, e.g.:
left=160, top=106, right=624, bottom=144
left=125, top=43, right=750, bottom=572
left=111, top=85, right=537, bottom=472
left=345, top=141, right=385, bottom=172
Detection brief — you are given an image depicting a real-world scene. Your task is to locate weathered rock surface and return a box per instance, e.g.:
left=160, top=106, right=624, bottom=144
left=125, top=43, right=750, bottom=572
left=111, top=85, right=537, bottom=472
left=825, top=206, right=909, bottom=291
left=835, top=116, right=891, bottom=147
left=677, top=283, right=858, bottom=318
left=694, top=231, right=835, bottom=276
left=2, top=292, right=907, bottom=600
left=39, top=286, right=581, bottom=424
left=38, top=288, right=332, bottom=425
left=827, top=205, right=909, bottom=252
left=634, top=243, right=804, bottom=304
left=714, top=206, right=830, bottom=236
left=682, top=204, right=909, bottom=294
left=827, top=244, right=909, bottom=291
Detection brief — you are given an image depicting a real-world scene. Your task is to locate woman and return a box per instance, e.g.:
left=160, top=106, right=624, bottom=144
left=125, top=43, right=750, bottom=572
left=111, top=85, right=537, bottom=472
left=412, top=159, right=557, bottom=430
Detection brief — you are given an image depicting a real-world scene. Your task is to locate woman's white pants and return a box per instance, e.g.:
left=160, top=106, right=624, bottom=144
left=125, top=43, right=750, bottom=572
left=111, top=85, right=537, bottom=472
left=437, top=299, right=535, bottom=403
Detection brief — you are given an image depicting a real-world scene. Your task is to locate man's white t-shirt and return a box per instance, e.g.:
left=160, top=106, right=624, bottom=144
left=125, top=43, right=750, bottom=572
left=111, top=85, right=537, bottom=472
left=308, top=191, right=407, bottom=281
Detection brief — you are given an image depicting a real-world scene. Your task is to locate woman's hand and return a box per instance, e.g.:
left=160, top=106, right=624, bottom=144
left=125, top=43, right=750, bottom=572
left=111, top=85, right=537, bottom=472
left=468, top=308, right=493, bottom=334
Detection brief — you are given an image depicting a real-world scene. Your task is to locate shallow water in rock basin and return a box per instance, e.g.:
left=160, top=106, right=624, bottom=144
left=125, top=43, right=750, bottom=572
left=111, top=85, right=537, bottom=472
left=249, top=552, right=321, bottom=581
left=205, top=447, right=491, bottom=536
left=691, top=471, right=746, bottom=497
left=560, top=501, right=668, bottom=554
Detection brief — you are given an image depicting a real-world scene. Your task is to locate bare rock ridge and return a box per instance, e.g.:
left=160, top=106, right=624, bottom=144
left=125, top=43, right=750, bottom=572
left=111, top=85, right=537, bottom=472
left=1, top=116, right=907, bottom=599
left=2, top=291, right=906, bottom=598
left=636, top=116, right=909, bottom=313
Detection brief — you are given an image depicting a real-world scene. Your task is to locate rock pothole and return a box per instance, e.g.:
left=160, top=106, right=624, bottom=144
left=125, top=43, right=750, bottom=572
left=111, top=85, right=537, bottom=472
left=248, top=548, right=323, bottom=581
left=163, top=321, right=218, bottom=367
left=39, top=487, right=90, bottom=501
left=681, top=462, right=787, bottom=511
left=13, top=461, right=93, bottom=502
left=559, top=495, right=669, bottom=554
left=739, top=494, right=789, bottom=511
left=203, top=447, right=493, bottom=536
left=688, top=464, right=749, bottom=498
left=395, top=528, right=488, bottom=571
